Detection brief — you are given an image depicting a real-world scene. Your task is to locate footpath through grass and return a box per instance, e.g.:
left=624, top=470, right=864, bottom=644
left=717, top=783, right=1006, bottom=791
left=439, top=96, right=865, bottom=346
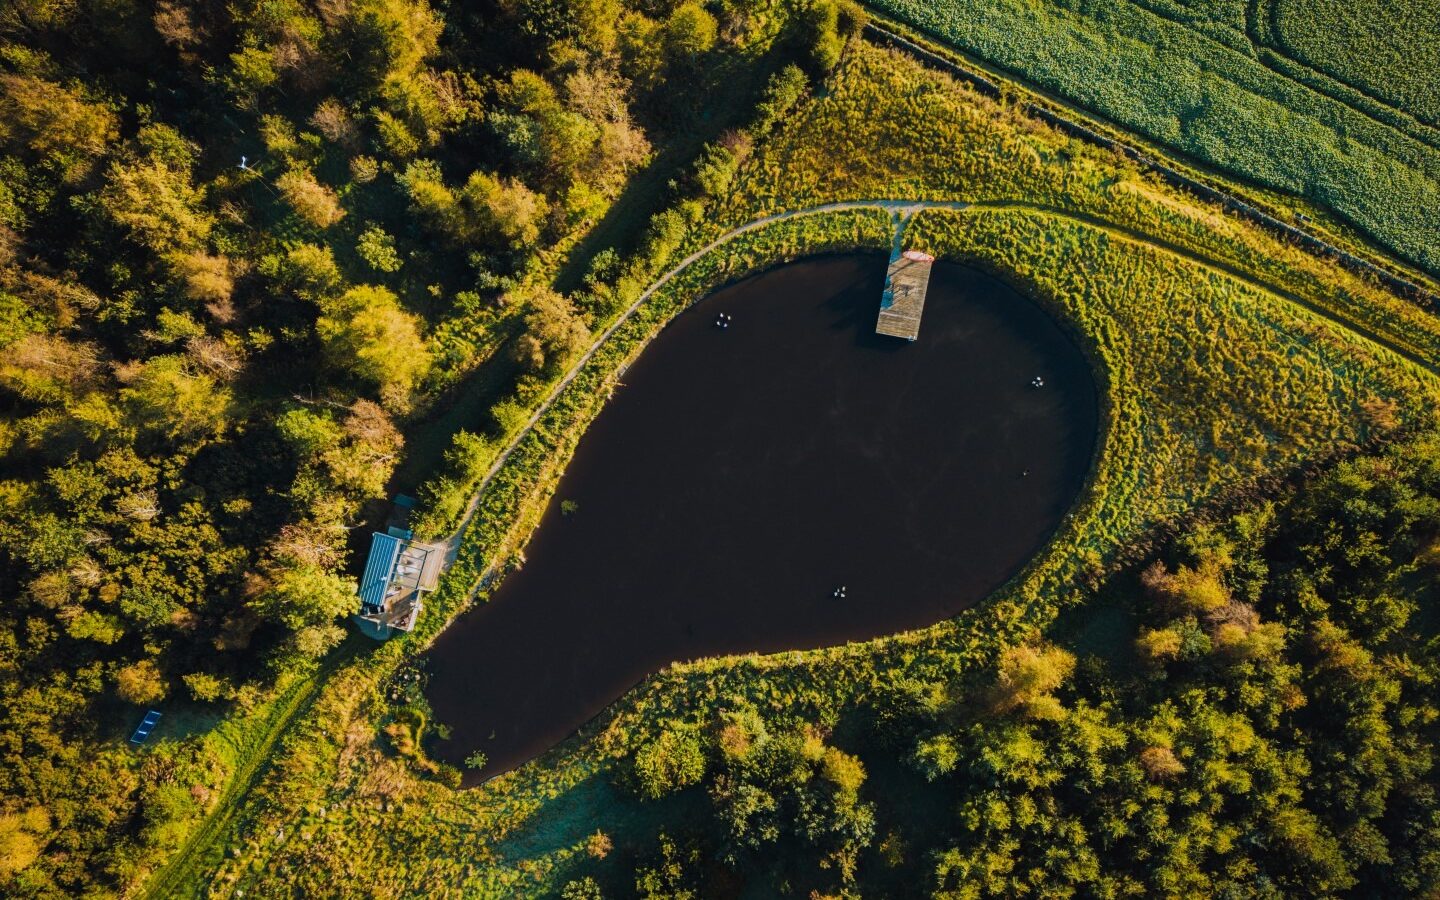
left=139, top=638, right=364, bottom=900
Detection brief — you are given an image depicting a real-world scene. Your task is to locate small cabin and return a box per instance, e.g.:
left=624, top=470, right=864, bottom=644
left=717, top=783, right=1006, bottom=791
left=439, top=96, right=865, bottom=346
left=356, top=527, right=442, bottom=637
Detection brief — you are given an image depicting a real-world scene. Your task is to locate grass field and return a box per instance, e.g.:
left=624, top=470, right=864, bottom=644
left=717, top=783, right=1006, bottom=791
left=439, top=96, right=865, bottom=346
left=865, top=0, right=1440, bottom=276
left=156, top=41, right=1440, bottom=896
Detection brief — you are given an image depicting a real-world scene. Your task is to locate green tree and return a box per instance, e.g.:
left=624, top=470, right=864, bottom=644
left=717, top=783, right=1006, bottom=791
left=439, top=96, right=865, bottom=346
left=118, top=354, right=232, bottom=441
left=277, top=169, right=345, bottom=229
left=800, top=0, right=844, bottom=74
left=0, top=73, right=117, bottom=179
left=511, top=287, right=588, bottom=373
left=316, top=285, right=431, bottom=398
left=250, top=564, right=356, bottom=632
left=632, top=727, right=706, bottom=800
left=98, top=160, right=212, bottom=253
left=356, top=225, right=402, bottom=272
left=987, top=642, right=1075, bottom=719
left=460, top=171, right=547, bottom=248
left=0, top=807, right=50, bottom=878
left=342, top=0, right=442, bottom=88
left=664, top=2, right=717, bottom=59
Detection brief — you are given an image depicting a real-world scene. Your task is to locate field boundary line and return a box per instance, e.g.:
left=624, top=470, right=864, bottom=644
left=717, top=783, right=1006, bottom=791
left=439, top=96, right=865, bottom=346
left=861, top=19, right=1440, bottom=307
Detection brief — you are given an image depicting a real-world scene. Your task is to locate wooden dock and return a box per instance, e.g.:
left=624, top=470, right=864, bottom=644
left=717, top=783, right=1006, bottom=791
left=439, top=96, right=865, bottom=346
left=876, top=249, right=934, bottom=340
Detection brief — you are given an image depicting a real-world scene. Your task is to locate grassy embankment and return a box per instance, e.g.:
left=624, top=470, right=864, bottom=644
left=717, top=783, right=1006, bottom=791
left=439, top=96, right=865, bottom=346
left=157, top=41, right=1440, bottom=897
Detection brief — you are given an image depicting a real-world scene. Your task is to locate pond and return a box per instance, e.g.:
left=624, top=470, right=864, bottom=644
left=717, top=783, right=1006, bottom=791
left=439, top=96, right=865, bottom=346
left=423, top=254, right=1100, bottom=779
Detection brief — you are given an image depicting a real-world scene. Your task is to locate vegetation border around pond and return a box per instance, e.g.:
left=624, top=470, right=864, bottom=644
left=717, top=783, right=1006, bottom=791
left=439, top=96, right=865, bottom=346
left=161, top=35, right=1440, bottom=895
left=203, top=183, right=1439, bottom=894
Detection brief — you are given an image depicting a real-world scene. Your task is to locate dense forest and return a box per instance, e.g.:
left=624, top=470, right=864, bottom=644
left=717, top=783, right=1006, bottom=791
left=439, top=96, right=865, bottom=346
left=0, top=0, right=853, bottom=891
left=585, top=431, right=1440, bottom=896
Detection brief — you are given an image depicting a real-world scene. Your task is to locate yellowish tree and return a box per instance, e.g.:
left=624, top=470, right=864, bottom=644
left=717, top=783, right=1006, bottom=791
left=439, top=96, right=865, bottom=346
left=316, top=285, right=430, bottom=398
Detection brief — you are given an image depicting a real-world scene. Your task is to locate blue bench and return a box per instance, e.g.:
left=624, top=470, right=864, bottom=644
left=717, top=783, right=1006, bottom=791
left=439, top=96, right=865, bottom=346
left=129, top=710, right=162, bottom=745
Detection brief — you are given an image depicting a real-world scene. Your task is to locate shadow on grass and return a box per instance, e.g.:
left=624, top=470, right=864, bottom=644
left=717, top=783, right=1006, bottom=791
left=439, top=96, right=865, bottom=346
left=387, top=317, right=527, bottom=497
left=492, top=770, right=708, bottom=894
left=552, top=51, right=791, bottom=295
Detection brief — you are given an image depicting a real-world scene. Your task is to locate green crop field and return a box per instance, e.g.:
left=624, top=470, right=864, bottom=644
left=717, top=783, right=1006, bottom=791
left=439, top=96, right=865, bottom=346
left=187, top=43, right=1440, bottom=896
left=1270, top=0, right=1440, bottom=124
left=866, top=0, right=1440, bottom=276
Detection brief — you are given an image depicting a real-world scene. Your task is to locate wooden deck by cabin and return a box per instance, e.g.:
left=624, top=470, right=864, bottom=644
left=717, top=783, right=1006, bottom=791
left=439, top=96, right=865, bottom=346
left=355, top=528, right=443, bottom=638
left=876, top=249, right=934, bottom=340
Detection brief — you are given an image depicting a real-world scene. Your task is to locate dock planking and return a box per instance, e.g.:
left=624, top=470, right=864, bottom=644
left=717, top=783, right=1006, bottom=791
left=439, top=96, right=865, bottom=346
left=877, top=249, right=935, bottom=340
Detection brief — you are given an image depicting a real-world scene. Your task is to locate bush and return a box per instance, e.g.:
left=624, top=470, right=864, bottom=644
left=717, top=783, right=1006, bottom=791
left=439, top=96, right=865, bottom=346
left=631, top=727, right=706, bottom=800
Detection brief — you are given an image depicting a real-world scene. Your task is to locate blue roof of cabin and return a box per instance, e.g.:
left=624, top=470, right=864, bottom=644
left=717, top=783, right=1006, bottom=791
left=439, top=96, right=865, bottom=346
left=359, top=532, right=404, bottom=610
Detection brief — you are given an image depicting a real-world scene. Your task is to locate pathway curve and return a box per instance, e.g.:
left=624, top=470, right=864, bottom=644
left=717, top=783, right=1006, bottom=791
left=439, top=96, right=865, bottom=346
left=439, top=196, right=1439, bottom=569
left=438, top=199, right=967, bottom=565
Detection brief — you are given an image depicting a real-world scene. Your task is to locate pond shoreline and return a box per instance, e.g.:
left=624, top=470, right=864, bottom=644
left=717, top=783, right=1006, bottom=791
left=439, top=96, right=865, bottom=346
left=424, top=254, right=1101, bottom=779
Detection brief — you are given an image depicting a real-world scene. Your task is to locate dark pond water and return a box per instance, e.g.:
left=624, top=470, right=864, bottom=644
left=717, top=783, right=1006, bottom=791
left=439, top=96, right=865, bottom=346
left=424, top=255, right=1100, bottom=779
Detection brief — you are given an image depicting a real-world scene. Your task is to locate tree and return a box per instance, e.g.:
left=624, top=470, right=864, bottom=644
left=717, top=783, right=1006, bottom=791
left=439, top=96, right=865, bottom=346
left=753, top=65, right=808, bottom=137
left=799, top=0, right=844, bottom=74
left=498, top=70, right=601, bottom=187
left=272, top=243, right=344, bottom=304
left=632, top=727, right=706, bottom=800
left=988, top=642, right=1075, bottom=719
left=913, top=734, right=960, bottom=781
left=250, top=564, right=356, bottom=632
left=511, top=287, right=588, bottom=373
left=0, top=73, right=117, bottom=179
left=460, top=171, right=546, bottom=248
left=310, top=98, right=360, bottom=148
left=561, top=876, right=603, bottom=900
left=664, top=2, right=717, bottom=59
left=356, top=226, right=402, bottom=272
left=342, top=0, right=442, bottom=88
left=1141, top=559, right=1231, bottom=614
left=118, top=354, right=232, bottom=441
left=586, top=830, right=613, bottom=859
left=98, top=160, right=212, bottom=253
left=115, top=660, right=168, bottom=704
left=0, top=807, right=49, bottom=878
left=692, top=141, right=740, bottom=198
left=1135, top=626, right=1182, bottom=664
left=277, top=169, right=345, bottom=229
left=635, top=833, right=699, bottom=899
left=316, top=285, right=431, bottom=398
left=169, top=251, right=235, bottom=309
